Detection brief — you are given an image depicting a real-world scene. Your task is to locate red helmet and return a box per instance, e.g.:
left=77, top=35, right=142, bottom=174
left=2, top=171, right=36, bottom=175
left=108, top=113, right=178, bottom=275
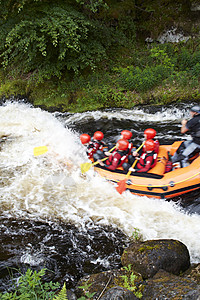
left=80, top=133, right=91, bottom=144
left=144, top=139, right=155, bottom=152
left=121, top=130, right=132, bottom=140
left=117, top=139, right=129, bottom=151
left=144, top=128, right=156, bottom=139
left=93, top=131, right=104, bottom=140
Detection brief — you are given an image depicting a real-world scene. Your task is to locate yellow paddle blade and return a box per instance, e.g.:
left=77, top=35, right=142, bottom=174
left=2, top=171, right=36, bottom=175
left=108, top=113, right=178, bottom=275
left=80, top=162, right=92, bottom=173
left=33, top=146, right=48, bottom=156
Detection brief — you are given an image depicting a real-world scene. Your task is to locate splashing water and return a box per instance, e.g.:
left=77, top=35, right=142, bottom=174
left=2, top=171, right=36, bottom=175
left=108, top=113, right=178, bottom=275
left=0, top=101, right=200, bottom=275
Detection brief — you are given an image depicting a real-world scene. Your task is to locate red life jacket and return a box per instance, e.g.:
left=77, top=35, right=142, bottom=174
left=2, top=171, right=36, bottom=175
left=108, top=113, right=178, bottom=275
left=105, top=150, right=128, bottom=169
left=87, top=140, right=104, bottom=158
left=137, top=151, right=157, bottom=171
left=127, top=142, right=133, bottom=155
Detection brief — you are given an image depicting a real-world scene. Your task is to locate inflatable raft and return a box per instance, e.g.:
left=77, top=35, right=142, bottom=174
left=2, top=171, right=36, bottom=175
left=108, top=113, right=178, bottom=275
left=93, top=141, right=200, bottom=199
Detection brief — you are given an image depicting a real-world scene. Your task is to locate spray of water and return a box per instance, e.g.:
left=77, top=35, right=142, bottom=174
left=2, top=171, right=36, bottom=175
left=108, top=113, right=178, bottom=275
left=0, top=101, right=200, bottom=263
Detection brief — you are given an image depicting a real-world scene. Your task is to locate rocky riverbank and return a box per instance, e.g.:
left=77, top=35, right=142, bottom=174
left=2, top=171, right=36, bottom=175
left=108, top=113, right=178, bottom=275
left=66, top=239, right=200, bottom=299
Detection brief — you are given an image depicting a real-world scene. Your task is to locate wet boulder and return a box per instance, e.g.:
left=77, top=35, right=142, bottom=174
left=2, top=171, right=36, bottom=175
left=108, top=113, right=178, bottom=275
left=100, top=286, right=138, bottom=299
left=66, top=290, right=77, bottom=300
left=183, top=263, right=200, bottom=284
left=121, top=239, right=190, bottom=279
left=75, top=268, right=143, bottom=299
left=142, top=270, right=200, bottom=300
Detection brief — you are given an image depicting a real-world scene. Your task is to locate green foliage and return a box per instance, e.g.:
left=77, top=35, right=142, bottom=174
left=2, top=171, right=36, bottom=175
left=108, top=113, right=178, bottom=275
left=0, top=78, right=28, bottom=97
left=0, top=0, right=137, bottom=83
left=132, top=227, right=143, bottom=242
left=0, top=268, right=60, bottom=300
left=0, top=0, right=107, bottom=16
left=116, top=16, right=136, bottom=46
left=120, top=265, right=143, bottom=299
left=178, top=47, right=200, bottom=71
left=117, top=64, right=171, bottom=92
left=0, top=2, right=107, bottom=82
left=75, top=0, right=108, bottom=13
left=0, top=1, right=200, bottom=109
left=191, top=62, right=200, bottom=78
left=116, top=43, right=200, bottom=93
left=53, top=283, right=68, bottom=300
left=167, top=70, right=199, bottom=88
left=150, top=47, right=174, bottom=70
left=90, top=85, right=128, bottom=108
left=78, top=281, right=96, bottom=299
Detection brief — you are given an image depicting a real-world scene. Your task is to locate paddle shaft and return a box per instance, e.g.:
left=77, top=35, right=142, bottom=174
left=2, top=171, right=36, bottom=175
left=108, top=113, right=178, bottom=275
left=126, top=142, right=145, bottom=177
left=91, top=145, right=116, bottom=167
left=115, top=142, right=145, bottom=194
left=80, top=145, right=116, bottom=173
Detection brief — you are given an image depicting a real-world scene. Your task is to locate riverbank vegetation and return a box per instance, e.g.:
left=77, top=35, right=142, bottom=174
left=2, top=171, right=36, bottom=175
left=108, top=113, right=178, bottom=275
left=0, top=0, right=199, bottom=112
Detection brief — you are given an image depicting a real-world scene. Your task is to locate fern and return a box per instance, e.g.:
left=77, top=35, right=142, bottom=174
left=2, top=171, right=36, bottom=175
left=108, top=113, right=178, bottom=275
left=53, top=283, right=68, bottom=300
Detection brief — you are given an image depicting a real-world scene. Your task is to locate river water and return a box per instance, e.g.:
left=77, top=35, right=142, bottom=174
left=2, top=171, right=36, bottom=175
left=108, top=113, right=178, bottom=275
left=0, top=101, right=200, bottom=292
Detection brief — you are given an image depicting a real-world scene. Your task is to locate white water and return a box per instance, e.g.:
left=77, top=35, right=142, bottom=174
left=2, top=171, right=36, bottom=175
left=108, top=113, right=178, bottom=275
left=0, top=101, right=200, bottom=264
left=64, top=106, right=189, bottom=125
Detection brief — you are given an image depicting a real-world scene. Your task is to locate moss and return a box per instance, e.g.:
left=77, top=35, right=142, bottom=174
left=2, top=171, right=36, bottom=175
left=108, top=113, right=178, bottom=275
left=0, top=78, right=29, bottom=98
left=1, top=71, right=199, bottom=113
left=138, top=245, right=161, bottom=252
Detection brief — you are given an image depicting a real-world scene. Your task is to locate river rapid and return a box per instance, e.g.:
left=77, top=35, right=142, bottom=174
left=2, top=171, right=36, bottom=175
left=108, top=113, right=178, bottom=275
left=0, top=101, right=200, bottom=292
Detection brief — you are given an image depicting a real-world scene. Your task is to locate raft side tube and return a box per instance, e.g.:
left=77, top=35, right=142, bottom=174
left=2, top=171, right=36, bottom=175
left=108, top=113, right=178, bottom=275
left=148, top=146, right=168, bottom=175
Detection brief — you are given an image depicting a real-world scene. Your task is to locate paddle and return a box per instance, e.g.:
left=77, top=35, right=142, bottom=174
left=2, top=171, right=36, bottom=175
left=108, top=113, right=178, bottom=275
left=33, top=146, right=48, bottom=156
left=81, top=145, right=116, bottom=174
left=116, top=142, right=144, bottom=194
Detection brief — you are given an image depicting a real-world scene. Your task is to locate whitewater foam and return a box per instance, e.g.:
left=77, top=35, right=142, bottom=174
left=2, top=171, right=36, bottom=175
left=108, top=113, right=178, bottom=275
left=0, top=101, right=200, bottom=263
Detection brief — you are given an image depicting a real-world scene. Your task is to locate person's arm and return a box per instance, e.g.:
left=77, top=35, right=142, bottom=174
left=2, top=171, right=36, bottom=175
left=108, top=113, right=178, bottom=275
left=104, top=154, right=120, bottom=170
left=181, top=119, right=189, bottom=134
left=104, top=152, right=112, bottom=156
left=133, top=156, right=153, bottom=173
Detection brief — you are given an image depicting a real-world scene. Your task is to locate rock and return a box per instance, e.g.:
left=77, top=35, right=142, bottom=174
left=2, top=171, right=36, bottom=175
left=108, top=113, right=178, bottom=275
left=157, top=27, right=190, bottom=43
left=75, top=268, right=143, bottom=299
left=183, top=263, right=200, bottom=284
left=121, top=239, right=190, bottom=279
left=142, top=270, right=200, bottom=300
left=100, top=286, right=138, bottom=300
left=66, top=290, right=77, bottom=300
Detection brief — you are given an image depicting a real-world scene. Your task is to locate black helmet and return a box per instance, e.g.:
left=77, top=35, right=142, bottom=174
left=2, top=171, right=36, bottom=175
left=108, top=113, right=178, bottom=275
left=190, top=106, right=200, bottom=113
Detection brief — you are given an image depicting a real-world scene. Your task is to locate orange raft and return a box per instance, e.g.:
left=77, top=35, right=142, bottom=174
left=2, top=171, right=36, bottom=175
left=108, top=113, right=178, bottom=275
left=93, top=141, right=200, bottom=199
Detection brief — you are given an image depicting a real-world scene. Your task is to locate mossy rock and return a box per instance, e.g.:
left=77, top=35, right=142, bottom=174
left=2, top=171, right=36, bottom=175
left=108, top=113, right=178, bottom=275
left=183, top=263, right=200, bottom=284
left=75, top=268, right=143, bottom=299
left=100, top=286, right=138, bottom=300
left=142, top=269, right=200, bottom=299
left=121, top=239, right=190, bottom=279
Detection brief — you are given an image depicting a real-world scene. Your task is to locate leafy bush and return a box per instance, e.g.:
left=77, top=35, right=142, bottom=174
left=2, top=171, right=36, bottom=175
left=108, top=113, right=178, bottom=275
left=0, top=2, right=108, bottom=81
left=116, top=46, right=175, bottom=92
left=0, top=268, right=60, bottom=299
left=73, top=85, right=128, bottom=111
left=117, top=64, right=172, bottom=92
left=178, top=47, right=200, bottom=71
left=191, top=62, right=200, bottom=78
left=93, top=86, right=128, bottom=107
left=0, top=0, right=137, bottom=83
left=167, top=70, right=199, bottom=88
